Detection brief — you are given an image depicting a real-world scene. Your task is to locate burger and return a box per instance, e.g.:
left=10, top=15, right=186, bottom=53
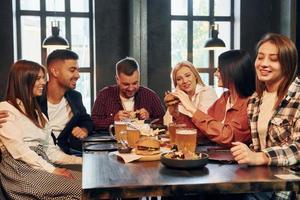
left=164, top=93, right=180, bottom=106
left=129, top=111, right=137, bottom=119
left=135, top=138, right=160, bottom=156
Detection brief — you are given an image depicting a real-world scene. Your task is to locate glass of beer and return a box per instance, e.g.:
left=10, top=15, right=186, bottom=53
left=168, top=123, right=186, bottom=144
left=126, top=127, right=141, bottom=148
left=109, top=121, right=127, bottom=142
left=175, top=128, right=197, bottom=153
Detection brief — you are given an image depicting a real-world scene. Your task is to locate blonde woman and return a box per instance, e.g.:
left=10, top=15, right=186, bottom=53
left=170, top=50, right=255, bottom=146
left=164, top=61, right=218, bottom=125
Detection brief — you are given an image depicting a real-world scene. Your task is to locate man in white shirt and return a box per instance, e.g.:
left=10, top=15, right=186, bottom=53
left=0, top=50, right=93, bottom=156
left=37, top=49, right=93, bottom=155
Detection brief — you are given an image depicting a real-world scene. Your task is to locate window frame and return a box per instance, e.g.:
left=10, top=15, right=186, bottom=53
left=15, top=0, right=95, bottom=112
left=171, top=0, right=234, bottom=86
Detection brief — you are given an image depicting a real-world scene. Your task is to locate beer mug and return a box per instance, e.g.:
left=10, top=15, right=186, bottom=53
left=109, top=121, right=127, bottom=142
left=175, top=128, right=197, bottom=153
left=120, top=127, right=140, bottom=148
left=168, top=123, right=186, bottom=144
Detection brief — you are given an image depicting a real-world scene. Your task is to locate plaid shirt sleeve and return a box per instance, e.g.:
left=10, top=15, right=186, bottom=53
left=91, top=86, right=122, bottom=130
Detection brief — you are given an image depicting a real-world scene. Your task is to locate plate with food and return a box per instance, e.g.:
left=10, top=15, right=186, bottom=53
left=134, top=137, right=161, bottom=161
left=113, top=138, right=163, bottom=162
left=160, top=151, right=209, bottom=169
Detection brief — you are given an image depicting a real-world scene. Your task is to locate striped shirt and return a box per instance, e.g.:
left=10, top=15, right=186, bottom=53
left=92, top=85, right=165, bottom=130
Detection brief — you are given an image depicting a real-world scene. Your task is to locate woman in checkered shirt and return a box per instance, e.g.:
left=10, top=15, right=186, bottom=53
left=231, top=33, right=300, bottom=200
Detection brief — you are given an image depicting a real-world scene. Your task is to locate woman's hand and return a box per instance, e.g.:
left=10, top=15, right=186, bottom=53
left=53, top=168, right=74, bottom=179
left=164, top=91, right=180, bottom=118
left=231, top=142, right=269, bottom=166
left=172, top=89, right=197, bottom=116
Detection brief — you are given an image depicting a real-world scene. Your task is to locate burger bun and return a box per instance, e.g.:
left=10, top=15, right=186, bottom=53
left=164, top=93, right=180, bottom=106
left=135, top=137, right=161, bottom=156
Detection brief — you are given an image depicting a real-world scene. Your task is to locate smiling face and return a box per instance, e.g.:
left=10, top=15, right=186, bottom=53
left=116, top=70, right=140, bottom=98
left=255, top=41, right=284, bottom=92
left=51, top=59, right=80, bottom=90
left=175, top=66, right=197, bottom=96
left=33, top=69, right=46, bottom=97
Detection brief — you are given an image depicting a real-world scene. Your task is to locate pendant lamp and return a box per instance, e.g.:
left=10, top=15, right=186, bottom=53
left=42, top=21, right=69, bottom=49
left=204, top=24, right=226, bottom=50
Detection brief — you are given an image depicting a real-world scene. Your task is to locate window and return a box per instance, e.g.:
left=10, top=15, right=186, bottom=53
left=16, top=0, right=94, bottom=113
left=171, top=0, right=233, bottom=86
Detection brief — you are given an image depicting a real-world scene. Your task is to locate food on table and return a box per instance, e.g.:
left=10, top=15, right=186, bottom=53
left=118, top=147, right=133, bottom=154
left=135, top=137, right=161, bottom=156
left=164, top=93, right=180, bottom=106
left=129, top=111, right=137, bottom=119
left=164, top=151, right=202, bottom=160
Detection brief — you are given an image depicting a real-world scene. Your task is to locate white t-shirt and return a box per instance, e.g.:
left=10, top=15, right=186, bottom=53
left=120, top=95, right=134, bottom=111
left=221, top=97, right=233, bottom=123
left=257, top=91, right=277, bottom=149
left=47, top=97, right=73, bottom=139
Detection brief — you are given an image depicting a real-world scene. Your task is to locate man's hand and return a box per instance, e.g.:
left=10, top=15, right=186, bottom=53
left=114, top=110, right=130, bottom=121
left=71, top=127, right=88, bottom=139
left=231, top=142, right=269, bottom=166
left=53, top=168, right=74, bottom=179
left=0, top=110, right=9, bottom=128
left=136, top=108, right=149, bottom=120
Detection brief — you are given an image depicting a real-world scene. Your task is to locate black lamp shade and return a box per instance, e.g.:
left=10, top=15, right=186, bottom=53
left=204, top=24, right=226, bottom=50
left=42, top=26, right=69, bottom=49
left=204, top=37, right=226, bottom=49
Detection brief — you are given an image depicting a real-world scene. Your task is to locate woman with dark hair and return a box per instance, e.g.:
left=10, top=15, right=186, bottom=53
left=172, top=50, right=255, bottom=147
left=0, top=60, right=82, bottom=199
left=231, top=33, right=300, bottom=199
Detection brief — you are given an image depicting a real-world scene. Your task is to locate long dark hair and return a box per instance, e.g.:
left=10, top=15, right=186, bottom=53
left=255, top=33, right=298, bottom=107
left=218, top=50, right=256, bottom=98
left=6, top=60, right=47, bottom=128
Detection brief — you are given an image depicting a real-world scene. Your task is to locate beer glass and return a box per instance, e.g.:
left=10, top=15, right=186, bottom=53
left=175, top=128, right=197, bottom=153
left=168, top=123, right=186, bottom=144
left=125, top=127, right=141, bottom=148
left=109, top=121, right=127, bottom=142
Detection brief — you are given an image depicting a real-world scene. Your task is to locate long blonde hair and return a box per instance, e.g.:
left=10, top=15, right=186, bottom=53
left=171, top=61, right=205, bottom=87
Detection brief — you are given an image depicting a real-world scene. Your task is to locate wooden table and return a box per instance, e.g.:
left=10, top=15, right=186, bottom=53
left=82, top=151, right=300, bottom=199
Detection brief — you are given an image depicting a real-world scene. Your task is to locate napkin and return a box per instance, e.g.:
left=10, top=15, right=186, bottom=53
left=111, top=147, right=171, bottom=163
left=111, top=151, right=142, bottom=163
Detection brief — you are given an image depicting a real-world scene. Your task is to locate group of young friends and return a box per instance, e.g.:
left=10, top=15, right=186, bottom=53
left=0, top=32, right=298, bottom=200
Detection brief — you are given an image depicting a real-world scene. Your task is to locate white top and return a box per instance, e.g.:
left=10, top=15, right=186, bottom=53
left=222, top=97, right=234, bottom=123
left=164, top=84, right=218, bottom=125
left=47, top=97, right=72, bottom=138
left=257, top=91, right=277, bottom=149
left=0, top=101, right=82, bottom=173
left=120, top=95, right=134, bottom=111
